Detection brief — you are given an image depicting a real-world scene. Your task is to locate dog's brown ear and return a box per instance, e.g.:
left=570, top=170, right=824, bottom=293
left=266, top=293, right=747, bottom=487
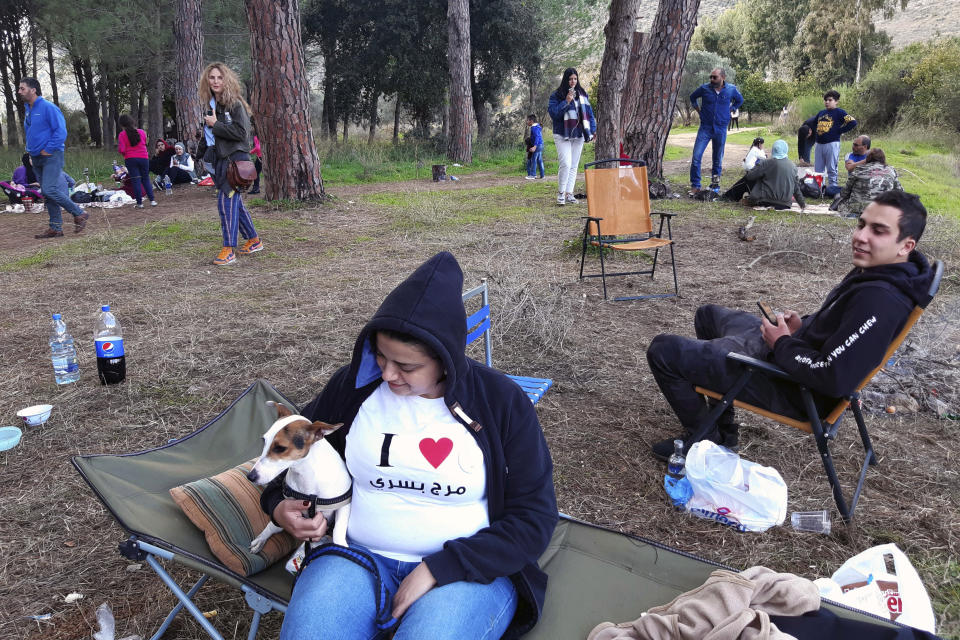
left=310, top=421, right=344, bottom=438
left=268, top=401, right=293, bottom=419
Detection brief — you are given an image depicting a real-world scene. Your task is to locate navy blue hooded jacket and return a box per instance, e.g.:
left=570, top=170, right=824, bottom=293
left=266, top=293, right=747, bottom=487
left=261, top=252, right=557, bottom=638
left=773, top=250, right=933, bottom=413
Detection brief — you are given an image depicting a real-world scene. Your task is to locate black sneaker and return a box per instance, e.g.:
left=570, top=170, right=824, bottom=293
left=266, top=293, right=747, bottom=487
left=718, top=422, right=740, bottom=451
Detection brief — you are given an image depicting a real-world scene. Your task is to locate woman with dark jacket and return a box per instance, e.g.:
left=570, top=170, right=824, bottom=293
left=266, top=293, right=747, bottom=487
left=547, top=67, right=596, bottom=206
left=262, top=252, right=557, bottom=640
left=199, top=61, right=261, bottom=266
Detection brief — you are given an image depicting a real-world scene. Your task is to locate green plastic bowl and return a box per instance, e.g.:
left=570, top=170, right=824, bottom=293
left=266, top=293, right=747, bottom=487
left=0, top=426, right=22, bottom=451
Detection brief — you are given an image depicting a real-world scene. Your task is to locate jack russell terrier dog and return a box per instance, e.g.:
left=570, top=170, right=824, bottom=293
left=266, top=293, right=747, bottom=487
left=247, top=401, right=352, bottom=552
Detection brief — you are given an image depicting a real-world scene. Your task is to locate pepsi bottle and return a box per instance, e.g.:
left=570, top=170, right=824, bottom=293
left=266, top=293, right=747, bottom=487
left=95, top=305, right=126, bottom=384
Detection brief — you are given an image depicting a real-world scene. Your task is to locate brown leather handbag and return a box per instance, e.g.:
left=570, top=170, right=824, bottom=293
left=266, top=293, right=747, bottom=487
left=227, top=159, right=257, bottom=192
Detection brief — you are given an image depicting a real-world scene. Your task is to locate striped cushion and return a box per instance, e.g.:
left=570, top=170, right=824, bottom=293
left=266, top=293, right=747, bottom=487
left=169, top=459, right=297, bottom=576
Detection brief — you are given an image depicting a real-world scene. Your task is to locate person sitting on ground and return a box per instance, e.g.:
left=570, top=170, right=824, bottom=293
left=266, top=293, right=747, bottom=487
left=111, top=164, right=146, bottom=201
left=844, top=135, right=871, bottom=173
left=156, top=142, right=197, bottom=188
left=721, top=139, right=804, bottom=210
left=742, top=137, right=766, bottom=171
left=646, top=190, right=933, bottom=459
left=149, top=139, right=175, bottom=180
left=835, top=148, right=902, bottom=217
left=260, top=251, right=557, bottom=640
left=1, top=153, right=44, bottom=203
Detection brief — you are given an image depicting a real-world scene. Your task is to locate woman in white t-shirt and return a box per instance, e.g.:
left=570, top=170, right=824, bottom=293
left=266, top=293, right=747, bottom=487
left=264, top=251, right=557, bottom=640
left=743, top=137, right=766, bottom=171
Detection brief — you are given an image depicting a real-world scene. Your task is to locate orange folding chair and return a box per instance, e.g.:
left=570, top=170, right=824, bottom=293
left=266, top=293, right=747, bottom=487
left=580, top=159, right=679, bottom=300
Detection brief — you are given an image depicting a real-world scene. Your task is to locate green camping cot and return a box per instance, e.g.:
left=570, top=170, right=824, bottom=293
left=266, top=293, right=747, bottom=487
left=73, top=380, right=923, bottom=640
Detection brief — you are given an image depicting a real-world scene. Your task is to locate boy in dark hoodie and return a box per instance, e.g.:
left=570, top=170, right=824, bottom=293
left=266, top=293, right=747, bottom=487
left=647, top=190, right=933, bottom=459
left=262, top=252, right=557, bottom=640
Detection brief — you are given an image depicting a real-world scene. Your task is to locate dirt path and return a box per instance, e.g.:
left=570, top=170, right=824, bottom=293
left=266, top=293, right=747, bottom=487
left=1, top=126, right=764, bottom=254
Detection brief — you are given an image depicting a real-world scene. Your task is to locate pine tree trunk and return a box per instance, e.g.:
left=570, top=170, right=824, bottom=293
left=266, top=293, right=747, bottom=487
left=148, top=73, right=163, bottom=146
left=367, top=89, right=379, bottom=144
left=73, top=56, right=102, bottom=147
left=45, top=35, right=58, bottom=107
left=446, top=0, right=472, bottom=163
left=597, top=0, right=642, bottom=162
left=622, top=0, right=700, bottom=178
left=620, top=32, right=645, bottom=133
left=0, top=44, right=19, bottom=147
left=244, top=0, right=325, bottom=200
left=174, top=0, right=204, bottom=145
left=393, top=99, right=400, bottom=145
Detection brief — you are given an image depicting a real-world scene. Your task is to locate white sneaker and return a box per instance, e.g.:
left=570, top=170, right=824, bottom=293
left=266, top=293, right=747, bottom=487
left=565, top=194, right=577, bottom=204
left=525, top=176, right=536, bottom=180
left=150, top=200, right=158, bottom=207
left=557, top=194, right=565, bottom=206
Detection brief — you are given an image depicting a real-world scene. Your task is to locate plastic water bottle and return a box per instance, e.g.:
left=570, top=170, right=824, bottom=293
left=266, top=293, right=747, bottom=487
left=50, top=314, right=80, bottom=385
left=95, top=305, right=126, bottom=385
left=667, top=439, right=686, bottom=478
left=164, top=174, right=173, bottom=196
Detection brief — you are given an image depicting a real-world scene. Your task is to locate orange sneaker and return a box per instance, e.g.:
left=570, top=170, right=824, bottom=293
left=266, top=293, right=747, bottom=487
left=238, top=238, right=263, bottom=255
left=213, top=247, right=236, bottom=266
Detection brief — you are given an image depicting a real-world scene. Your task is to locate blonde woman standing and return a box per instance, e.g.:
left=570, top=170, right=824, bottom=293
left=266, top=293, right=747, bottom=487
left=199, top=62, right=262, bottom=266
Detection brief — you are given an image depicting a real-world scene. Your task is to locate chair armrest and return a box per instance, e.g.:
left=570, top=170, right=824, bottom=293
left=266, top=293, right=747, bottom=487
left=652, top=211, right=677, bottom=218
left=725, top=352, right=792, bottom=380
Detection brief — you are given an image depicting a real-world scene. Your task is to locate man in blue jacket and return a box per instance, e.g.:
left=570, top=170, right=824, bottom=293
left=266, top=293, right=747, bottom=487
left=646, top=190, right=933, bottom=459
left=689, top=68, right=743, bottom=194
left=18, top=77, right=88, bottom=239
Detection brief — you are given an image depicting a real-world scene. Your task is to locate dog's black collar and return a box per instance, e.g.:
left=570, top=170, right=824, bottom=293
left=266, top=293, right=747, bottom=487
left=282, top=483, right=352, bottom=518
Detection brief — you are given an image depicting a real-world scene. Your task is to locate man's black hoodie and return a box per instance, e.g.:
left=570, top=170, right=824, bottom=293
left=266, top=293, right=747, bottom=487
left=773, top=250, right=933, bottom=410
left=262, top=252, right=557, bottom=639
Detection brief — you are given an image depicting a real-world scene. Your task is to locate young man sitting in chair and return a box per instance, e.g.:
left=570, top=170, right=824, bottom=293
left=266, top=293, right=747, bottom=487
left=647, top=190, right=935, bottom=459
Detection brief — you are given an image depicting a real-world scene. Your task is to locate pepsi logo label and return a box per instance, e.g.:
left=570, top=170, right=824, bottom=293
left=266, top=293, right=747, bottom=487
left=102, top=342, right=114, bottom=352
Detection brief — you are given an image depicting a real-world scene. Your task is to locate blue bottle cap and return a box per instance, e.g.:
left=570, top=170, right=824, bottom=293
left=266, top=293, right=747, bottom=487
left=101, top=305, right=110, bottom=311
left=52, top=313, right=61, bottom=320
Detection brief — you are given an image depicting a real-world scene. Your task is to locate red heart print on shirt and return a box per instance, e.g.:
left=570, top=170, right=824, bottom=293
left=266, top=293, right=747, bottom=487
left=419, top=437, right=453, bottom=469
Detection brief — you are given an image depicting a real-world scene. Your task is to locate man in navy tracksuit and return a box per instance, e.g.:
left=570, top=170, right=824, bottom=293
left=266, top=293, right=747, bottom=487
left=647, top=190, right=934, bottom=458
left=689, top=68, right=744, bottom=193
left=18, top=76, right=89, bottom=238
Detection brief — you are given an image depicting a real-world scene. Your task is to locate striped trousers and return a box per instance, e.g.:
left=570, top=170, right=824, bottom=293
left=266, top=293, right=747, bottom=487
left=217, top=190, right=257, bottom=247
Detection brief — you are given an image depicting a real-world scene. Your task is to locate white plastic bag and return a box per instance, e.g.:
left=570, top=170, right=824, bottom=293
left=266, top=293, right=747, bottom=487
left=683, top=441, right=787, bottom=532
left=816, top=543, right=936, bottom=633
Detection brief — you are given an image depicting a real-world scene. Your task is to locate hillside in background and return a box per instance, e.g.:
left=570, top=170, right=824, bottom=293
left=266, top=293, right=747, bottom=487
left=691, top=0, right=960, bottom=47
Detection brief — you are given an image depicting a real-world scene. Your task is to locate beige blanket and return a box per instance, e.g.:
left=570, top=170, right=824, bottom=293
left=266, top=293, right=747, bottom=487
left=587, top=566, right=820, bottom=640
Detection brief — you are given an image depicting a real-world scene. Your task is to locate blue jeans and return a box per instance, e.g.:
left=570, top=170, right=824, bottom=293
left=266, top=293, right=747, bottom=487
left=527, top=149, right=544, bottom=177
left=280, top=544, right=518, bottom=640
left=32, top=150, right=83, bottom=231
left=689, top=126, right=728, bottom=188
left=125, top=157, right=155, bottom=204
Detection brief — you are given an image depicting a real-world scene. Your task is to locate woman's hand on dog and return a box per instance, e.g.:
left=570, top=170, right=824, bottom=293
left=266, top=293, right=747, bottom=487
left=273, top=498, right=328, bottom=541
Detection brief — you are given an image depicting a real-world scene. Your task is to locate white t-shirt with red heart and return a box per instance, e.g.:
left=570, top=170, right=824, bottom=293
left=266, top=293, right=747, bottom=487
left=345, top=382, right=489, bottom=561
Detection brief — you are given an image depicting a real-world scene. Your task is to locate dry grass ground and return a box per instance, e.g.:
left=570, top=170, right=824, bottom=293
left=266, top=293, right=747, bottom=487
left=0, top=178, right=958, bottom=639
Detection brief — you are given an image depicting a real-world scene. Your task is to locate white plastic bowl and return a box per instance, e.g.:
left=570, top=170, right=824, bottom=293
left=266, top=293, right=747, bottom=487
left=17, top=404, right=53, bottom=426
left=0, top=426, right=23, bottom=450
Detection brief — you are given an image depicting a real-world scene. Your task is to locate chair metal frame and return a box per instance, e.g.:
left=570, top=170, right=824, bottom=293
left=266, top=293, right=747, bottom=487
left=687, top=260, right=943, bottom=522
left=579, top=158, right=679, bottom=301
left=463, top=278, right=553, bottom=404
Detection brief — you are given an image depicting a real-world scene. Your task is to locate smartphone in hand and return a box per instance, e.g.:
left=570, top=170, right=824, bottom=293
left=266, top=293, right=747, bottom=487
left=757, top=301, right=777, bottom=325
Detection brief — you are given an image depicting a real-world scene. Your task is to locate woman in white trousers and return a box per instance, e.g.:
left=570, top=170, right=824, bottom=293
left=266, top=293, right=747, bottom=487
left=547, top=68, right=596, bottom=205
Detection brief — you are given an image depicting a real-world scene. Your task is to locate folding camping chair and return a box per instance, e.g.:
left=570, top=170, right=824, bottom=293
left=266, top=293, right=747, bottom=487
left=686, top=260, right=944, bottom=523
left=462, top=278, right=553, bottom=404
left=580, top=158, right=679, bottom=301
left=74, top=386, right=917, bottom=639
left=73, top=380, right=295, bottom=640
